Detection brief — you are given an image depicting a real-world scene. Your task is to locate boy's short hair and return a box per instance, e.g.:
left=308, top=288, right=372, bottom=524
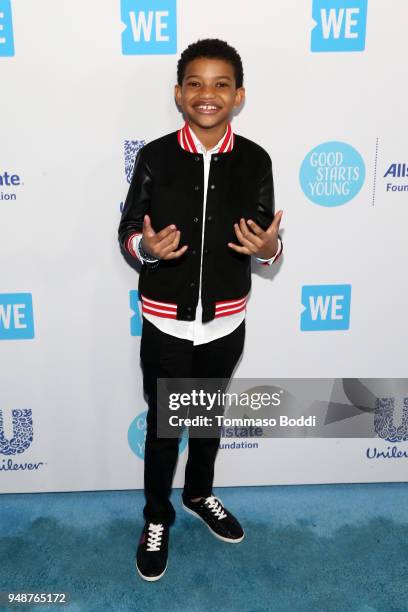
left=177, top=38, right=244, bottom=89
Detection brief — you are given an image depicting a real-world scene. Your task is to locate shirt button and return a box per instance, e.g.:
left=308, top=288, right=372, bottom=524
left=193, top=217, right=199, bottom=223
left=194, top=185, right=200, bottom=191
left=210, top=184, right=215, bottom=190
left=207, top=215, right=213, bottom=221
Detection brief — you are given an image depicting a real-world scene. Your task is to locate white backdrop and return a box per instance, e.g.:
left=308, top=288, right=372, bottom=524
left=1, top=0, right=408, bottom=493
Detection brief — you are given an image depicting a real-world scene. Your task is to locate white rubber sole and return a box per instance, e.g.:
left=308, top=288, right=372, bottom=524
left=136, top=559, right=168, bottom=582
left=182, top=502, right=245, bottom=544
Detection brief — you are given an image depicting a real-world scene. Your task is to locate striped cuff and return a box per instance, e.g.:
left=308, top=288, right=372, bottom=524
left=127, top=233, right=159, bottom=264
left=255, top=238, right=283, bottom=266
left=125, top=232, right=142, bottom=260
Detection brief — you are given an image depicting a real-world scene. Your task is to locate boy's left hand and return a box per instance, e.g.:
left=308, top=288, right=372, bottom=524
left=228, top=210, right=283, bottom=259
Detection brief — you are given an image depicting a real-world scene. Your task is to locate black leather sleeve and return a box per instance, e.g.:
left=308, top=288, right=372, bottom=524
left=255, top=156, right=283, bottom=247
left=118, top=148, right=153, bottom=252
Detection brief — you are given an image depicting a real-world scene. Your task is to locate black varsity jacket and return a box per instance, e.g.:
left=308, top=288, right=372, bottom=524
left=118, top=126, right=281, bottom=323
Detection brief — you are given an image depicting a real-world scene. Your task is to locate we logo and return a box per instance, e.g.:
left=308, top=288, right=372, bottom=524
left=311, top=0, right=367, bottom=52
left=130, top=290, right=142, bottom=336
left=301, top=284, right=351, bottom=331
left=0, top=293, right=35, bottom=340
left=121, top=0, right=177, bottom=55
left=0, top=0, right=14, bottom=57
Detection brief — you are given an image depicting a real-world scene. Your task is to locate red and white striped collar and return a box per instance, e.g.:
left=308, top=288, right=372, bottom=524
left=177, top=121, right=234, bottom=154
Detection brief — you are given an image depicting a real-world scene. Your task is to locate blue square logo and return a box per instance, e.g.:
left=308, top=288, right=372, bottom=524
left=0, top=293, right=35, bottom=340
left=121, top=0, right=177, bottom=55
left=301, top=284, right=351, bottom=331
left=311, top=0, right=367, bottom=52
left=0, top=0, right=15, bottom=57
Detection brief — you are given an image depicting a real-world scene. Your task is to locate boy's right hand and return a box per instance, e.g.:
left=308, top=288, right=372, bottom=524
left=141, top=214, right=188, bottom=260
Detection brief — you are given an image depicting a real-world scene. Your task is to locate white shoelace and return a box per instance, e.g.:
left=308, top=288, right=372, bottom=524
left=203, top=496, right=227, bottom=520
left=146, top=523, right=164, bottom=551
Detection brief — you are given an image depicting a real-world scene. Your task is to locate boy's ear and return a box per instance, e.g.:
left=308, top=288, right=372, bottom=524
left=174, top=84, right=182, bottom=106
left=234, top=86, right=245, bottom=108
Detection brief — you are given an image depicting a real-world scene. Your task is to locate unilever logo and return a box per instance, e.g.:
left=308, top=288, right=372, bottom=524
left=119, top=140, right=145, bottom=213
left=300, top=141, right=365, bottom=207
left=0, top=0, right=14, bottom=57
left=128, top=410, right=188, bottom=459
left=374, top=398, right=408, bottom=444
left=301, top=284, right=351, bottom=331
left=311, top=0, right=367, bottom=52
left=0, top=409, right=45, bottom=471
left=121, top=0, right=177, bottom=55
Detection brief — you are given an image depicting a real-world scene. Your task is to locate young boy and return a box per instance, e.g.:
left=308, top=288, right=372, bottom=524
left=118, top=38, right=283, bottom=582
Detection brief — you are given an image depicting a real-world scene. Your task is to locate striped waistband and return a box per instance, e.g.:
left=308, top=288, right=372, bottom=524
left=140, top=295, right=178, bottom=319
left=140, top=294, right=247, bottom=320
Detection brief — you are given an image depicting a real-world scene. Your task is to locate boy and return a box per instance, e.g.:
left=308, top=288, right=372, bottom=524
left=118, top=38, right=283, bottom=582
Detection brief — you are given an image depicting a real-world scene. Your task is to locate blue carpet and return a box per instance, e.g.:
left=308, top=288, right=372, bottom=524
left=1, top=483, right=408, bottom=611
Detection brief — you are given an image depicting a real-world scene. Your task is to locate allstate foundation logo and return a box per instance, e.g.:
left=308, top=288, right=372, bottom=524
left=0, top=293, right=35, bottom=340
left=121, top=0, right=177, bottom=55
left=0, top=409, right=45, bottom=471
left=128, top=410, right=188, bottom=459
left=300, top=142, right=365, bottom=206
left=0, top=0, right=15, bottom=57
left=384, top=162, right=408, bottom=194
left=311, top=0, right=367, bottom=52
left=119, top=140, right=145, bottom=213
left=130, top=290, right=142, bottom=336
left=1, top=170, right=21, bottom=201
left=301, top=284, right=351, bottom=331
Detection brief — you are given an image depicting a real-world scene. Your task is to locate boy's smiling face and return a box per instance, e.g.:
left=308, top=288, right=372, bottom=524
left=174, top=57, right=245, bottom=131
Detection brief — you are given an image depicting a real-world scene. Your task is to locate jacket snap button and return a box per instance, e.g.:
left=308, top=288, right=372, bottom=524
left=186, top=315, right=192, bottom=320
left=192, top=249, right=197, bottom=255
left=190, top=282, right=195, bottom=288
left=187, top=306, right=192, bottom=312
left=210, top=184, right=215, bottom=190
left=194, top=185, right=200, bottom=191
left=213, top=156, right=218, bottom=162
left=207, top=215, right=213, bottom=221
left=204, top=248, right=209, bottom=255
left=193, top=217, right=199, bottom=223
left=195, top=156, right=200, bottom=161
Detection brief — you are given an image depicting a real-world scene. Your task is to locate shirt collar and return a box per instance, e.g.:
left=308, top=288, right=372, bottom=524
left=177, top=121, right=234, bottom=154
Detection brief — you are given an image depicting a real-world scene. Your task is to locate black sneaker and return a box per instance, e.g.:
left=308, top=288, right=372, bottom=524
left=182, top=494, right=244, bottom=543
left=136, top=521, right=169, bottom=581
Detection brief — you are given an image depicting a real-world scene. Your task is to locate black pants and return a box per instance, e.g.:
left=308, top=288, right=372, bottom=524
left=140, top=316, right=246, bottom=525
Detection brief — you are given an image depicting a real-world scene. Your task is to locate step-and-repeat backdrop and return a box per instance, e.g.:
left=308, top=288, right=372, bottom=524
left=1, top=0, right=408, bottom=493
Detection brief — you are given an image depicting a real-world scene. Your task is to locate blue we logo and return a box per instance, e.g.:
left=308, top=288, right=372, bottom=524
left=0, top=0, right=15, bottom=57
left=311, top=0, right=367, bottom=52
left=121, top=0, right=177, bottom=55
left=0, top=293, right=35, bottom=340
left=130, top=290, right=142, bottom=336
left=301, top=284, right=351, bottom=331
